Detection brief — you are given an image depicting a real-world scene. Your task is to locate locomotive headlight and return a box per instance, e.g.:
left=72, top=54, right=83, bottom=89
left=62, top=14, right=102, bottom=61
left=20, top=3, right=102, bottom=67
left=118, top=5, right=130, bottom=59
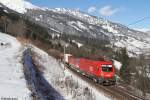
left=106, top=74, right=110, bottom=77
left=101, top=73, right=104, bottom=77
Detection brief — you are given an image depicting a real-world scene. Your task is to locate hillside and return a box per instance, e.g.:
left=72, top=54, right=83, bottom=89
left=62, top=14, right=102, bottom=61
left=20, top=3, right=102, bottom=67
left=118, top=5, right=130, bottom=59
left=26, top=8, right=150, bottom=55
left=0, top=0, right=150, bottom=56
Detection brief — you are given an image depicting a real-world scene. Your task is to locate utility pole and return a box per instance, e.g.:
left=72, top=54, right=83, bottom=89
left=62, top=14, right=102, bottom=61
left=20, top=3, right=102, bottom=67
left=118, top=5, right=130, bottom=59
left=63, top=43, right=69, bottom=63
left=64, top=45, right=65, bottom=63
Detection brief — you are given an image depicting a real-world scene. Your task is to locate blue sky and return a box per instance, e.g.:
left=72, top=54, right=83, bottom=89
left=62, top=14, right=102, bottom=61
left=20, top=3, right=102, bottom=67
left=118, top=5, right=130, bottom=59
left=29, top=0, right=150, bottom=31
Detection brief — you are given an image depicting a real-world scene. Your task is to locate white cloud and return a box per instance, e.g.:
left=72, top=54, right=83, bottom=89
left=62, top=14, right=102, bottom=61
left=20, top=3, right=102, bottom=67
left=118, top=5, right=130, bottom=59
left=99, top=5, right=119, bottom=16
left=88, top=6, right=96, bottom=13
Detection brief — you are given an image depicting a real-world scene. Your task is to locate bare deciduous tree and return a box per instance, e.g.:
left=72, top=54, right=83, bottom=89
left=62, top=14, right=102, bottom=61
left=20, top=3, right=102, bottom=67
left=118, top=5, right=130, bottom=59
left=137, top=54, right=150, bottom=98
left=7, top=19, right=26, bottom=36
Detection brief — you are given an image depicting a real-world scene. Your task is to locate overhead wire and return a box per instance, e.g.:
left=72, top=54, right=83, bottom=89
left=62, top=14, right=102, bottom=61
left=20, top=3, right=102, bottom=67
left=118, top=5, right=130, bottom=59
left=128, top=16, right=150, bottom=26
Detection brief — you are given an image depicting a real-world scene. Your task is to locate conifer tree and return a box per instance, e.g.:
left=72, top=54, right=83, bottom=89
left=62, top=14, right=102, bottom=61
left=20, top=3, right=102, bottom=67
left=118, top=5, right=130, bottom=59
left=119, top=48, right=131, bottom=84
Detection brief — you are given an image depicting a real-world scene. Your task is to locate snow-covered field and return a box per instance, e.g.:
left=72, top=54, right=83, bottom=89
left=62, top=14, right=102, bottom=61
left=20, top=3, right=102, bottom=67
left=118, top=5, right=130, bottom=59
left=30, top=44, right=112, bottom=100
left=0, top=32, right=31, bottom=99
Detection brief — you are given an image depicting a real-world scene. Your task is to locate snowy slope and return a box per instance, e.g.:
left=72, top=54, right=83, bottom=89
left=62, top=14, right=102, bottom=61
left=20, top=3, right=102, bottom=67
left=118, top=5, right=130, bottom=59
left=113, top=60, right=122, bottom=70
left=25, top=8, right=150, bottom=55
left=0, top=0, right=37, bottom=13
left=0, top=32, right=31, bottom=99
left=1, top=0, right=150, bottom=55
left=30, top=45, right=112, bottom=100
left=72, top=40, right=83, bottom=48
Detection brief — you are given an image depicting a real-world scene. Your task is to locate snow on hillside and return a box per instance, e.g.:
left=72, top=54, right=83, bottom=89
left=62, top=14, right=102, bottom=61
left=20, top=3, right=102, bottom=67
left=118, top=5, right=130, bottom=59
left=1, top=0, right=150, bottom=56
left=113, top=60, right=122, bottom=70
left=102, top=21, right=118, bottom=33
left=48, top=8, right=105, bottom=25
left=30, top=44, right=112, bottom=100
left=0, top=0, right=38, bottom=13
left=113, top=35, right=150, bottom=56
left=67, top=21, right=89, bottom=33
left=26, top=7, right=150, bottom=55
left=68, top=21, right=83, bottom=32
left=0, top=32, right=31, bottom=99
left=72, top=40, right=83, bottom=48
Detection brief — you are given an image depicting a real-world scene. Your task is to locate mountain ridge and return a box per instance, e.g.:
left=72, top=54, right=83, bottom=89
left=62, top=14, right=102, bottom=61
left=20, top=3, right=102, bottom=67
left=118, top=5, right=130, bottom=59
left=0, top=0, right=150, bottom=56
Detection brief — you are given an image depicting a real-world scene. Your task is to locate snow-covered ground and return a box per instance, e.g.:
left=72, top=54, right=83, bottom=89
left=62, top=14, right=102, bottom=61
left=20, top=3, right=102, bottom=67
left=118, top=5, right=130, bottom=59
left=113, top=35, right=150, bottom=56
left=113, top=60, right=122, bottom=70
left=102, top=21, right=118, bottom=34
left=30, top=44, right=112, bottom=100
left=0, top=32, right=31, bottom=99
left=72, top=40, right=83, bottom=48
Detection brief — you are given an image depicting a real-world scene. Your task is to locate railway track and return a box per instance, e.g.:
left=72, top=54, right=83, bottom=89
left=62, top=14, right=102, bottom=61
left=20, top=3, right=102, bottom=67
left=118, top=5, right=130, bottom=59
left=64, top=63, right=145, bottom=100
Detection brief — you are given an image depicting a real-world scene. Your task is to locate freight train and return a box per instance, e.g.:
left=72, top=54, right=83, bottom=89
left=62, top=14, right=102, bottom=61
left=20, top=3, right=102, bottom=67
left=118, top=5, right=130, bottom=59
left=64, top=54, right=116, bottom=85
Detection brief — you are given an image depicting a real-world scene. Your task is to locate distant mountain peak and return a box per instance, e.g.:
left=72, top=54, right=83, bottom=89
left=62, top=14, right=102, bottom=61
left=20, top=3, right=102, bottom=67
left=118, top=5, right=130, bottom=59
left=133, top=28, right=150, bottom=33
left=0, top=0, right=38, bottom=13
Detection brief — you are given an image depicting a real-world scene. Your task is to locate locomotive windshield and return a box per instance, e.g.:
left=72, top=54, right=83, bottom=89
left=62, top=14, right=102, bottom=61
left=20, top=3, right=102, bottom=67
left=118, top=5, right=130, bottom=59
left=102, top=65, right=112, bottom=72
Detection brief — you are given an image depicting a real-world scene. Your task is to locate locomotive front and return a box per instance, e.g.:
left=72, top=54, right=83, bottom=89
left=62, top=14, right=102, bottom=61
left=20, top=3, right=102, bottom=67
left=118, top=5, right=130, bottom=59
left=98, top=61, right=116, bottom=85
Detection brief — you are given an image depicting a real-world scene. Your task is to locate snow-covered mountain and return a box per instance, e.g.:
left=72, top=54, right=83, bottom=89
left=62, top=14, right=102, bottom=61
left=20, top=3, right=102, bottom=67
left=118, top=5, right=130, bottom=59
left=25, top=8, right=150, bottom=55
left=0, top=0, right=38, bottom=13
left=0, top=0, right=150, bottom=56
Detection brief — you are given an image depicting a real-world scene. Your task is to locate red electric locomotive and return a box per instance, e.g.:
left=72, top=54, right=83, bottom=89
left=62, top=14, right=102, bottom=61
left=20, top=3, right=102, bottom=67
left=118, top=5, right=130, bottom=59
left=65, top=54, right=116, bottom=85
